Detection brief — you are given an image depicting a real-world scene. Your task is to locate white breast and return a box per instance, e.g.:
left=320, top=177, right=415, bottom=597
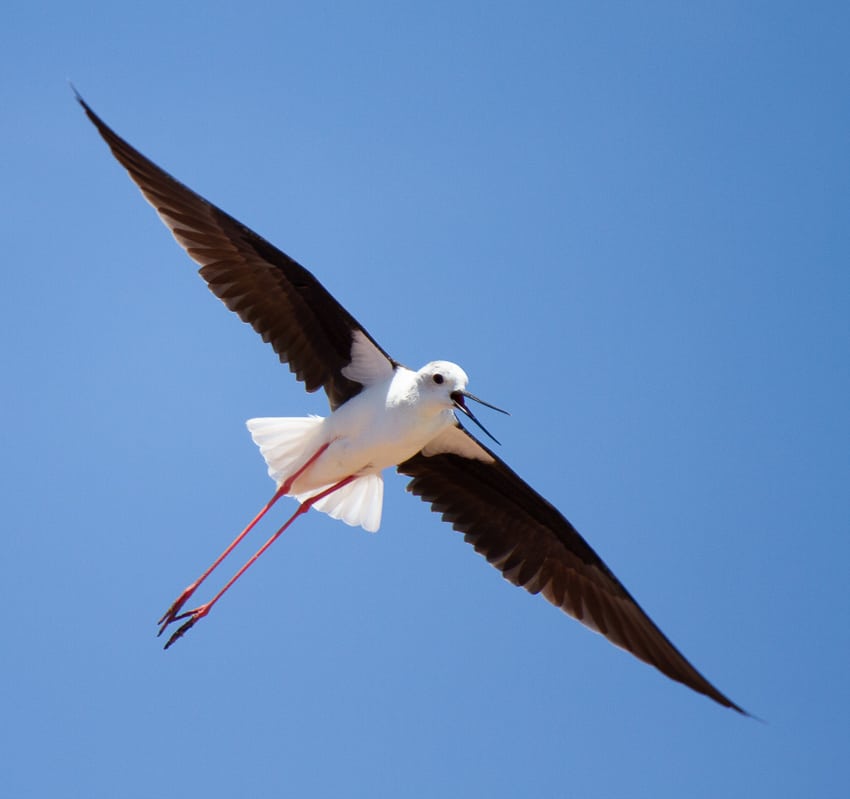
left=312, top=367, right=454, bottom=485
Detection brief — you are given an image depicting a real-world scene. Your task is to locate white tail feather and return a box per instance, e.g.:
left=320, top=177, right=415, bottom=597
left=246, top=416, right=325, bottom=485
left=246, top=416, right=384, bottom=532
left=299, top=473, right=384, bottom=533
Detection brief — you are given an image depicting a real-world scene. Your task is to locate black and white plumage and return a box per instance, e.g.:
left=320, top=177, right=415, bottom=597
left=78, top=93, right=745, bottom=715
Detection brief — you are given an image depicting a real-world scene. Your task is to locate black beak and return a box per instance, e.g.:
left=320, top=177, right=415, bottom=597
left=451, top=390, right=510, bottom=445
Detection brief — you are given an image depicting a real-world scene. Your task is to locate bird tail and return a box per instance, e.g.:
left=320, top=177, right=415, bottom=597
left=246, top=416, right=384, bottom=532
left=247, top=416, right=326, bottom=486
left=300, top=472, right=384, bottom=533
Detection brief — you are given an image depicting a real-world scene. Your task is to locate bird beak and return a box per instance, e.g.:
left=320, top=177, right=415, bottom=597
left=451, top=390, right=509, bottom=445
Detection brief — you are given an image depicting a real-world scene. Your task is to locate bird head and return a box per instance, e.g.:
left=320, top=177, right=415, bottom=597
left=418, top=361, right=508, bottom=444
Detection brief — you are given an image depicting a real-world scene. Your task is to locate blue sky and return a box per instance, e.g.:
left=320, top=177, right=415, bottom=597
left=3, top=2, right=849, bottom=797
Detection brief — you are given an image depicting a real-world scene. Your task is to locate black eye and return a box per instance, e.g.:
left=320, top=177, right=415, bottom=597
left=432, top=373, right=444, bottom=384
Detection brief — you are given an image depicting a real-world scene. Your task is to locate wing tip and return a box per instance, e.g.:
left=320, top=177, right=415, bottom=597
left=71, top=84, right=96, bottom=121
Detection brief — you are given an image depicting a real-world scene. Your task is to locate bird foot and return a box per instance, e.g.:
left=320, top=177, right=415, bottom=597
left=162, top=604, right=212, bottom=650
left=157, top=582, right=200, bottom=633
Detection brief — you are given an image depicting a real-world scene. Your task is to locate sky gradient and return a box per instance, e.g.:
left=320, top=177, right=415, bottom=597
left=3, top=3, right=849, bottom=797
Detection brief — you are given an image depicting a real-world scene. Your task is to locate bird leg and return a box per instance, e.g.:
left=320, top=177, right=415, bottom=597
left=157, top=442, right=332, bottom=633
left=162, top=474, right=357, bottom=649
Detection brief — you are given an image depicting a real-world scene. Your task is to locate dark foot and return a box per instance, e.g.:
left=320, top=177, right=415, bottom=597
left=163, top=617, right=196, bottom=649
left=157, top=582, right=200, bottom=633
left=161, top=604, right=211, bottom=649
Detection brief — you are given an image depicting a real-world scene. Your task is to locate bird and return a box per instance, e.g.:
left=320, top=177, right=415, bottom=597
left=77, top=91, right=746, bottom=715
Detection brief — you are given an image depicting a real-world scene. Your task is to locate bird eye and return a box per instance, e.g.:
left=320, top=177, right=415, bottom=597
left=433, top=374, right=444, bottom=384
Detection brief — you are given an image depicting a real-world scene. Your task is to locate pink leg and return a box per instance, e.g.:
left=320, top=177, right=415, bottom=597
left=157, top=442, right=332, bottom=633
left=162, top=474, right=357, bottom=649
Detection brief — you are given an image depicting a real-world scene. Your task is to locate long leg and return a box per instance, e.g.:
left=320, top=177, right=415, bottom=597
left=162, top=474, right=357, bottom=649
left=158, top=442, right=332, bottom=632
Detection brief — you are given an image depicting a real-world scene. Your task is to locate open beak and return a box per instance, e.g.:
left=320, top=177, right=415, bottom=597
left=451, top=390, right=510, bottom=445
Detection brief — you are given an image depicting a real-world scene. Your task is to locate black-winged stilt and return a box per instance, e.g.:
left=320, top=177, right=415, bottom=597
left=78, top=93, right=745, bottom=714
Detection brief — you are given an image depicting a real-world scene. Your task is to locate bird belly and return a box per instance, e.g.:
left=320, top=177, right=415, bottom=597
left=292, top=392, right=451, bottom=493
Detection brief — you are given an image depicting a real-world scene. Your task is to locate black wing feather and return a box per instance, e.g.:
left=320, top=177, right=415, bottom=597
left=399, top=434, right=746, bottom=714
left=78, top=94, right=395, bottom=409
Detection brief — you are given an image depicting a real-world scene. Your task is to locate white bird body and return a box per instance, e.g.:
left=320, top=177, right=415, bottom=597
left=248, top=360, right=475, bottom=531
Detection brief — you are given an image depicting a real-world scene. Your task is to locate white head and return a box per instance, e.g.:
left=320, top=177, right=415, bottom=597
left=416, top=360, right=508, bottom=443
left=417, top=360, right=470, bottom=406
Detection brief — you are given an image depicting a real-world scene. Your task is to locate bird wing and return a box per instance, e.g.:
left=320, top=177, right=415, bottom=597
left=398, top=428, right=745, bottom=714
left=78, top=94, right=396, bottom=410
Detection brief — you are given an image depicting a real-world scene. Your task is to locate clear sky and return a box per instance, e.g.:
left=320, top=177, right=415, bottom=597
left=3, top=2, right=849, bottom=797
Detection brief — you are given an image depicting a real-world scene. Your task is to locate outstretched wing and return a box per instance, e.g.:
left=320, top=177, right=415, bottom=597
left=78, top=94, right=396, bottom=409
left=399, top=429, right=746, bottom=714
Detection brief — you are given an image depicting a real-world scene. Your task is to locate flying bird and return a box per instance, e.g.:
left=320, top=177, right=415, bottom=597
left=78, top=92, right=745, bottom=714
